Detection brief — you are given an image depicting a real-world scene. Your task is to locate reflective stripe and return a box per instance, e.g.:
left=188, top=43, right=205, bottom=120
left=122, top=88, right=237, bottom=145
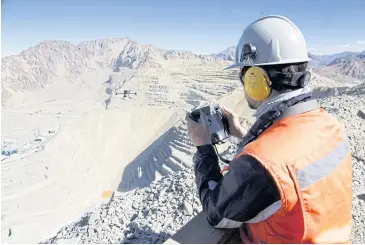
left=244, top=200, right=282, bottom=223
left=297, top=138, right=349, bottom=189
left=215, top=201, right=282, bottom=227
left=215, top=217, right=243, bottom=229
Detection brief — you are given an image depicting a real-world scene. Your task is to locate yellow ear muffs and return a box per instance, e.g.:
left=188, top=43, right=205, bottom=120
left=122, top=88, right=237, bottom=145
left=243, top=66, right=272, bottom=101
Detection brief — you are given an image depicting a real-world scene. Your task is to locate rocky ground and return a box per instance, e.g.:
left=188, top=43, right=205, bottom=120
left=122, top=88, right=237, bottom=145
left=43, top=84, right=365, bottom=244
left=42, top=169, right=202, bottom=244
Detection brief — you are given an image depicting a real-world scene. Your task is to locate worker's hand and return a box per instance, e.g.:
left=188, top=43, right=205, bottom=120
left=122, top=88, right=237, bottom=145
left=221, top=106, right=247, bottom=139
left=185, top=114, right=212, bottom=146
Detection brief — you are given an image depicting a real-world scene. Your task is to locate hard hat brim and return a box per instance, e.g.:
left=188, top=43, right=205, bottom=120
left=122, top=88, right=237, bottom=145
left=223, top=63, right=242, bottom=70
left=223, top=57, right=312, bottom=70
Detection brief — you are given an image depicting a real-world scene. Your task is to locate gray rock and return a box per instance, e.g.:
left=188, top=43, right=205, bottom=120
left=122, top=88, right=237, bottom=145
left=132, top=202, right=138, bottom=209
left=183, top=202, right=193, bottom=215
left=357, top=109, right=365, bottom=119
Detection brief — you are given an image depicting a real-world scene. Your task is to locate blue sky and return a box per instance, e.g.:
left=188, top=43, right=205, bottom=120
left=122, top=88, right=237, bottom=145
left=2, top=0, right=365, bottom=57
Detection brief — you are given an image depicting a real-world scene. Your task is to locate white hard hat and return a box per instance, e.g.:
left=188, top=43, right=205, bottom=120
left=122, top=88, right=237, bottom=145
left=225, top=15, right=310, bottom=70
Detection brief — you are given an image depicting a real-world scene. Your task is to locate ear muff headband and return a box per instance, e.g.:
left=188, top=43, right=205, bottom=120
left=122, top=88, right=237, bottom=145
left=243, top=66, right=272, bottom=101
left=266, top=69, right=311, bottom=88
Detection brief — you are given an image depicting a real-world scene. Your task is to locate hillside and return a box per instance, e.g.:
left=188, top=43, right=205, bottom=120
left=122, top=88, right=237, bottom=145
left=310, top=52, right=365, bottom=84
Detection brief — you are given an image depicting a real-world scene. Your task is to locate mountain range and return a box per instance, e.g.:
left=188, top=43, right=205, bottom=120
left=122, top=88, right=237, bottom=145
left=2, top=38, right=364, bottom=107
left=308, top=51, right=365, bottom=83
left=1, top=38, right=237, bottom=108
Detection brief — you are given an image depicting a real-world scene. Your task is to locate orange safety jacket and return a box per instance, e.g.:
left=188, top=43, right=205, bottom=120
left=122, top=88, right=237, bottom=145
left=236, top=108, right=352, bottom=244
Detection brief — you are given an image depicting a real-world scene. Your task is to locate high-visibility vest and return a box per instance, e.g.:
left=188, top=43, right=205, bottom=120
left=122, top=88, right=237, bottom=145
left=236, top=108, right=352, bottom=244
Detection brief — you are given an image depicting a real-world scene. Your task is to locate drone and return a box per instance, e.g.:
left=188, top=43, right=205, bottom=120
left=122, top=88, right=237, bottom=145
left=115, top=89, right=137, bottom=99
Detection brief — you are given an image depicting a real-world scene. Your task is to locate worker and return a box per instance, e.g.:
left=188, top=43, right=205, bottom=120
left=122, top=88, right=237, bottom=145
left=186, top=15, right=352, bottom=244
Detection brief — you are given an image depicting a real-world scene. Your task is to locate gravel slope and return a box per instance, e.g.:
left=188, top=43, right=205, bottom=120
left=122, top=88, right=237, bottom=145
left=42, top=168, right=201, bottom=244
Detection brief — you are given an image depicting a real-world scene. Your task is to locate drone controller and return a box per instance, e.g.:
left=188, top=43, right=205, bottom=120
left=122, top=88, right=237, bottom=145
left=189, top=104, right=231, bottom=145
